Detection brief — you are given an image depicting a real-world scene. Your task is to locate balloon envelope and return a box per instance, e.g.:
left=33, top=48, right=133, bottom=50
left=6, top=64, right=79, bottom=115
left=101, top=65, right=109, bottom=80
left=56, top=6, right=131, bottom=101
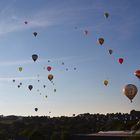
left=134, top=70, right=140, bottom=80
left=123, top=84, right=138, bottom=102
left=118, top=58, right=123, bottom=64
left=32, top=54, right=38, bottom=62
left=104, top=12, right=109, bottom=18
left=108, top=49, right=113, bottom=55
left=103, top=80, right=108, bottom=86
left=24, top=21, right=28, bottom=24
left=19, top=67, right=22, bottom=72
left=33, top=32, right=37, bottom=37
left=28, top=85, right=33, bottom=91
left=84, top=30, right=88, bottom=35
left=48, top=74, right=53, bottom=81
left=35, top=108, right=38, bottom=112
left=47, top=66, right=52, bottom=72
left=98, top=38, right=104, bottom=45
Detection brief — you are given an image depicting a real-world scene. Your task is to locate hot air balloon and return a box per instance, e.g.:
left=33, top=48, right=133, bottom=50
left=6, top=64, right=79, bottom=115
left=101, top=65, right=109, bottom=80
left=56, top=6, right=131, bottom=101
left=123, top=84, right=138, bottom=102
left=18, top=85, right=20, bottom=88
left=74, top=67, right=76, bottom=70
left=134, top=70, right=140, bottom=80
left=108, top=49, right=113, bottom=55
left=48, top=60, right=50, bottom=62
left=45, top=95, right=47, bottom=98
left=84, top=30, right=88, bottom=35
left=62, top=62, right=64, bottom=65
left=48, top=74, right=53, bottom=81
left=13, top=79, right=15, bottom=83
left=32, top=54, right=38, bottom=62
left=103, top=80, right=108, bottom=86
left=47, top=66, right=52, bottom=72
left=43, top=85, right=46, bottom=88
left=104, top=12, right=109, bottom=18
left=28, top=85, right=33, bottom=91
left=38, top=80, right=40, bottom=82
left=98, top=38, right=104, bottom=45
left=33, top=32, right=37, bottom=37
left=66, top=68, right=68, bottom=71
left=20, top=82, right=22, bottom=85
left=54, top=89, right=56, bottom=92
left=118, top=58, right=123, bottom=64
left=19, top=67, right=23, bottom=72
left=35, top=108, right=38, bottom=112
left=24, top=21, right=28, bottom=24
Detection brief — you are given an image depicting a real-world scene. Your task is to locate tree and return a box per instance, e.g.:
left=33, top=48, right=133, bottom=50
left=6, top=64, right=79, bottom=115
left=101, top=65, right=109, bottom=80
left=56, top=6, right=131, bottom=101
left=29, top=130, right=45, bottom=140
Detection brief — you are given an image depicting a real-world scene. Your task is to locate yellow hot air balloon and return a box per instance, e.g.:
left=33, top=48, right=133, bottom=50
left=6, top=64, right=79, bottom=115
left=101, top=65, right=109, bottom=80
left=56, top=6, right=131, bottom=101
left=48, top=74, right=54, bottom=81
left=19, top=67, right=23, bottom=72
left=123, top=84, right=138, bottom=103
left=103, top=80, right=108, bottom=86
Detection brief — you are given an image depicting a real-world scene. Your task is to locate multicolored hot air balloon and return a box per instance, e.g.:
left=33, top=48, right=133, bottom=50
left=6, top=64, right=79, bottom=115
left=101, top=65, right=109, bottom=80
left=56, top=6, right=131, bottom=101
left=134, top=70, right=140, bottom=80
left=123, top=84, right=138, bottom=102
left=98, top=38, right=104, bottom=45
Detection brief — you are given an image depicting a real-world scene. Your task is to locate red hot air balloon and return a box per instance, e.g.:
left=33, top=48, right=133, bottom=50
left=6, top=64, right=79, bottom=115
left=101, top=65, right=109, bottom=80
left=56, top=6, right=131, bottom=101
left=47, top=66, right=52, bottom=72
left=118, top=58, right=123, bottom=64
left=134, top=70, right=140, bottom=80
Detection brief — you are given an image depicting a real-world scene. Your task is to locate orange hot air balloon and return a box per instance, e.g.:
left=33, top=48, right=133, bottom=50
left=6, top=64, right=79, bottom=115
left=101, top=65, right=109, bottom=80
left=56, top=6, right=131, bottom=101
left=123, top=84, right=138, bottom=103
left=98, top=38, right=104, bottom=45
left=118, top=58, right=123, bottom=64
left=134, top=70, right=140, bottom=80
left=48, top=74, right=53, bottom=81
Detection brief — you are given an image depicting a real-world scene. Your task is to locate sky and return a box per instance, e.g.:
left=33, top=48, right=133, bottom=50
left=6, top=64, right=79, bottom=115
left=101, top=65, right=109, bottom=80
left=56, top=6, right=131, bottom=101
left=0, top=0, right=140, bottom=117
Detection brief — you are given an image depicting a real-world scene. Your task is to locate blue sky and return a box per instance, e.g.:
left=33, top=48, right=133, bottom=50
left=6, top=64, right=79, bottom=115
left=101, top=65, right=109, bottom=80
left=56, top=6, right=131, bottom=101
left=0, top=0, right=140, bottom=117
